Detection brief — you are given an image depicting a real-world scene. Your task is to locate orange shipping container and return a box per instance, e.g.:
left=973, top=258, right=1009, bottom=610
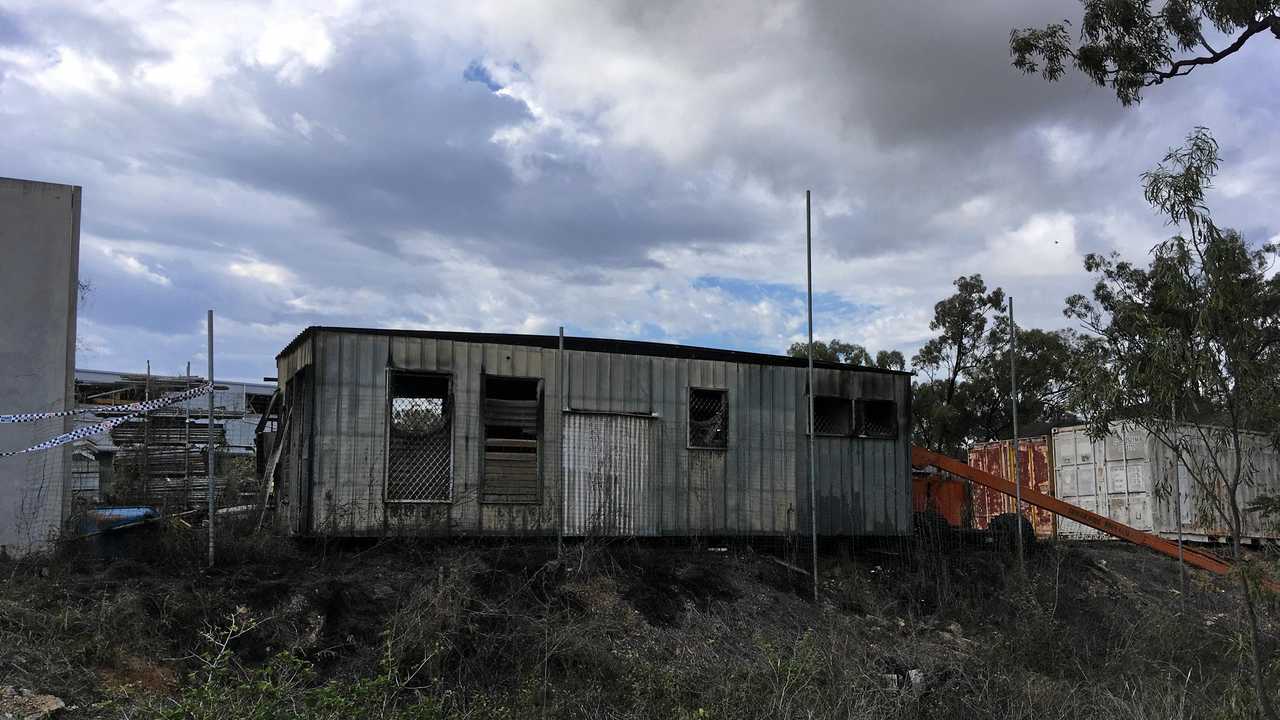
left=912, top=469, right=970, bottom=529
left=967, top=437, right=1056, bottom=539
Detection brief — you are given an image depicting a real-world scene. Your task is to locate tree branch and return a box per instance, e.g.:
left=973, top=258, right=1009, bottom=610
left=1147, top=16, right=1278, bottom=86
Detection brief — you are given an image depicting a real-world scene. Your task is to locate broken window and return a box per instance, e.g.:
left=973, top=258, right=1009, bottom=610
left=387, top=373, right=453, bottom=502
left=688, top=388, right=728, bottom=449
left=856, top=398, right=897, bottom=439
left=482, top=376, right=541, bottom=503
left=812, top=396, right=854, bottom=436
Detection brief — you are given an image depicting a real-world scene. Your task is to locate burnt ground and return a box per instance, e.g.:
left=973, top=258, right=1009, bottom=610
left=0, top=528, right=1275, bottom=719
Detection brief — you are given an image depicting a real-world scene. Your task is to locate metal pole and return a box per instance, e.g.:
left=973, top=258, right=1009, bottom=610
left=184, top=361, right=191, bottom=507
left=1008, top=297, right=1024, bottom=572
left=207, top=310, right=215, bottom=568
left=143, top=360, right=151, bottom=503
left=805, top=190, right=818, bottom=602
left=558, top=325, right=565, bottom=557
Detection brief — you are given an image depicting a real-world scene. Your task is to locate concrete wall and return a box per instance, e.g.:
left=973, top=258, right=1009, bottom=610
left=0, top=177, right=80, bottom=555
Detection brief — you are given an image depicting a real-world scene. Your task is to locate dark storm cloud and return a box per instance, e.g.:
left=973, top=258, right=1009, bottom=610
left=3, top=0, right=1278, bottom=380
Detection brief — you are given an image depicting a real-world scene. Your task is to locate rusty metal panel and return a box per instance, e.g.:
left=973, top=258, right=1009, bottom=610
left=966, top=437, right=1055, bottom=538
left=1020, top=437, right=1056, bottom=538
left=967, top=442, right=1011, bottom=530
left=563, top=412, right=658, bottom=536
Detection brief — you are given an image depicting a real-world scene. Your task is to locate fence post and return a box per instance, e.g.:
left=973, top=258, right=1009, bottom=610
left=207, top=310, right=215, bottom=568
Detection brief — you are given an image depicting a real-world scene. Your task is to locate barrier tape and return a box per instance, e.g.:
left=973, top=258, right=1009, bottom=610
left=0, top=413, right=138, bottom=458
left=0, top=383, right=214, bottom=424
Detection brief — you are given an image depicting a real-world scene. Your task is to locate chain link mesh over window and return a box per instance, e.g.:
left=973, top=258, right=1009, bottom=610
left=689, top=388, right=727, bottom=448
left=387, top=377, right=452, bottom=502
left=813, top=396, right=853, bottom=436
left=857, top=398, right=897, bottom=439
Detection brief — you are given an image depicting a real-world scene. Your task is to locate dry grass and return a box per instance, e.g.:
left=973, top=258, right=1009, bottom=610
left=0, top=528, right=1272, bottom=719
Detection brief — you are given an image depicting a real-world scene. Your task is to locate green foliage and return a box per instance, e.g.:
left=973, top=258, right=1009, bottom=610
left=1063, top=127, right=1280, bottom=720
left=1011, top=1, right=1280, bottom=105
left=1064, top=128, right=1280, bottom=468
left=912, top=274, right=1012, bottom=454
left=791, top=274, right=1080, bottom=457
left=784, top=339, right=903, bottom=370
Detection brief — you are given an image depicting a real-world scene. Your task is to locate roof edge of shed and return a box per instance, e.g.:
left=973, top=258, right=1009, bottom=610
left=276, top=326, right=913, bottom=376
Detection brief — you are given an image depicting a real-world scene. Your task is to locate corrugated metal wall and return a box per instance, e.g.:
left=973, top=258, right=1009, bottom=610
left=563, top=413, right=658, bottom=536
left=276, top=329, right=912, bottom=538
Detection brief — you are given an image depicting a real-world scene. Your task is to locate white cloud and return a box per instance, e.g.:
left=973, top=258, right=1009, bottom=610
left=29, top=47, right=121, bottom=97
left=228, top=259, right=296, bottom=288
left=975, top=213, right=1081, bottom=278
left=93, top=243, right=172, bottom=287
left=291, top=112, right=313, bottom=139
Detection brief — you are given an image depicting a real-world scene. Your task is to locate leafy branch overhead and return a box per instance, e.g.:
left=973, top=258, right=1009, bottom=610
left=1010, top=1, right=1280, bottom=104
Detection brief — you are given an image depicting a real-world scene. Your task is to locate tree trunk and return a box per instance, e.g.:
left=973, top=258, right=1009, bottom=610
left=1226, top=448, right=1278, bottom=720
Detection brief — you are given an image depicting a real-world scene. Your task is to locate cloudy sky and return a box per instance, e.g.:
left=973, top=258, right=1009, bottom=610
left=3, top=1, right=1278, bottom=382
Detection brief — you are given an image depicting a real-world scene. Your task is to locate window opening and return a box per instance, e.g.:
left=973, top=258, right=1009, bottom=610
left=689, top=388, right=728, bottom=449
left=483, top=376, right=541, bottom=503
left=857, top=399, right=897, bottom=439
left=812, top=396, right=854, bottom=436
left=387, top=373, right=452, bottom=502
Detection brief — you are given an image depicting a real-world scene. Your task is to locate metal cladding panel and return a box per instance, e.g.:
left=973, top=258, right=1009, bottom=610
left=967, top=443, right=1011, bottom=530
left=1052, top=426, right=1110, bottom=539
left=563, top=413, right=658, bottom=536
left=287, top=330, right=911, bottom=538
left=565, top=350, right=652, bottom=415
left=1148, top=426, right=1280, bottom=541
left=798, top=369, right=910, bottom=536
left=967, top=438, right=1055, bottom=538
left=309, top=331, right=389, bottom=536
left=277, top=338, right=312, bottom=383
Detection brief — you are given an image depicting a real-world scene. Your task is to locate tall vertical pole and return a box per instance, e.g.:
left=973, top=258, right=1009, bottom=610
left=558, top=325, right=565, bottom=557
left=207, top=310, right=216, bottom=568
left=143, top=360, right=151, bottom=503
left=1008, top=297, right=1024, bottom=572
left=805, top=190, right=818, bottom=602
left=184, top=361, right=191, bottom=507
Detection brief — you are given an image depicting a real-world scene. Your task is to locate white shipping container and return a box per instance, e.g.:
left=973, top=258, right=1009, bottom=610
left=1052, top=422, right=1280, bottom=542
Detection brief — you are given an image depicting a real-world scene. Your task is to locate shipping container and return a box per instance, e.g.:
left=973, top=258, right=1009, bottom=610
left=273, top=327, right=914, bottom=539
left=1052, top=422, right=1280, bottom=542
left=967, top=437, right=1056, bottom=539
left=911, top=468, right=970, bottom=529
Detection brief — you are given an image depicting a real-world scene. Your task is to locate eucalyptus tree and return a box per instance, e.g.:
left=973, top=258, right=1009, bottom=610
left=1064, top=129, right=1280, bottom=718
left=1011, top=1, right=1280, bottom=105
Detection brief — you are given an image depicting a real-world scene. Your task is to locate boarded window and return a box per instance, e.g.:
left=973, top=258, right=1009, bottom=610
left=387, top=373, right=452, bottom=502
left=812, top=396, right=853, bottom=436
left=482, top=376, right=541, bottom=503
left=857, top=399, right=897, bottom=439
left=688, top=388, right=728, bottom=449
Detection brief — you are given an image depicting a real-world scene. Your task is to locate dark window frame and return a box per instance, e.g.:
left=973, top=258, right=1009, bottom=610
left=810, top=395, right=855, bottom=437
left=856, top=398, right=898, bottom=439
left=687, top=386, right=729, bottom=450
left=384, top=369, right=454, bottom=504
left=480, top=374, right=544, bottom=505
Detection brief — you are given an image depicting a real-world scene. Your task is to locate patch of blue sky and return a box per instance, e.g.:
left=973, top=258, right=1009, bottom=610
left=462, top=60, right=503, bottom=92
left=690, top=275, right=875, bottom=319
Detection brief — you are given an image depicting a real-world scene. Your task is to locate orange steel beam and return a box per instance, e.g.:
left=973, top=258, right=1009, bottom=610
left=911, top=446, right=1258, bottom=583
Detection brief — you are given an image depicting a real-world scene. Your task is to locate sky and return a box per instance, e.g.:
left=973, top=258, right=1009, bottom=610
left=2, top=1, right=1278, bottom=382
